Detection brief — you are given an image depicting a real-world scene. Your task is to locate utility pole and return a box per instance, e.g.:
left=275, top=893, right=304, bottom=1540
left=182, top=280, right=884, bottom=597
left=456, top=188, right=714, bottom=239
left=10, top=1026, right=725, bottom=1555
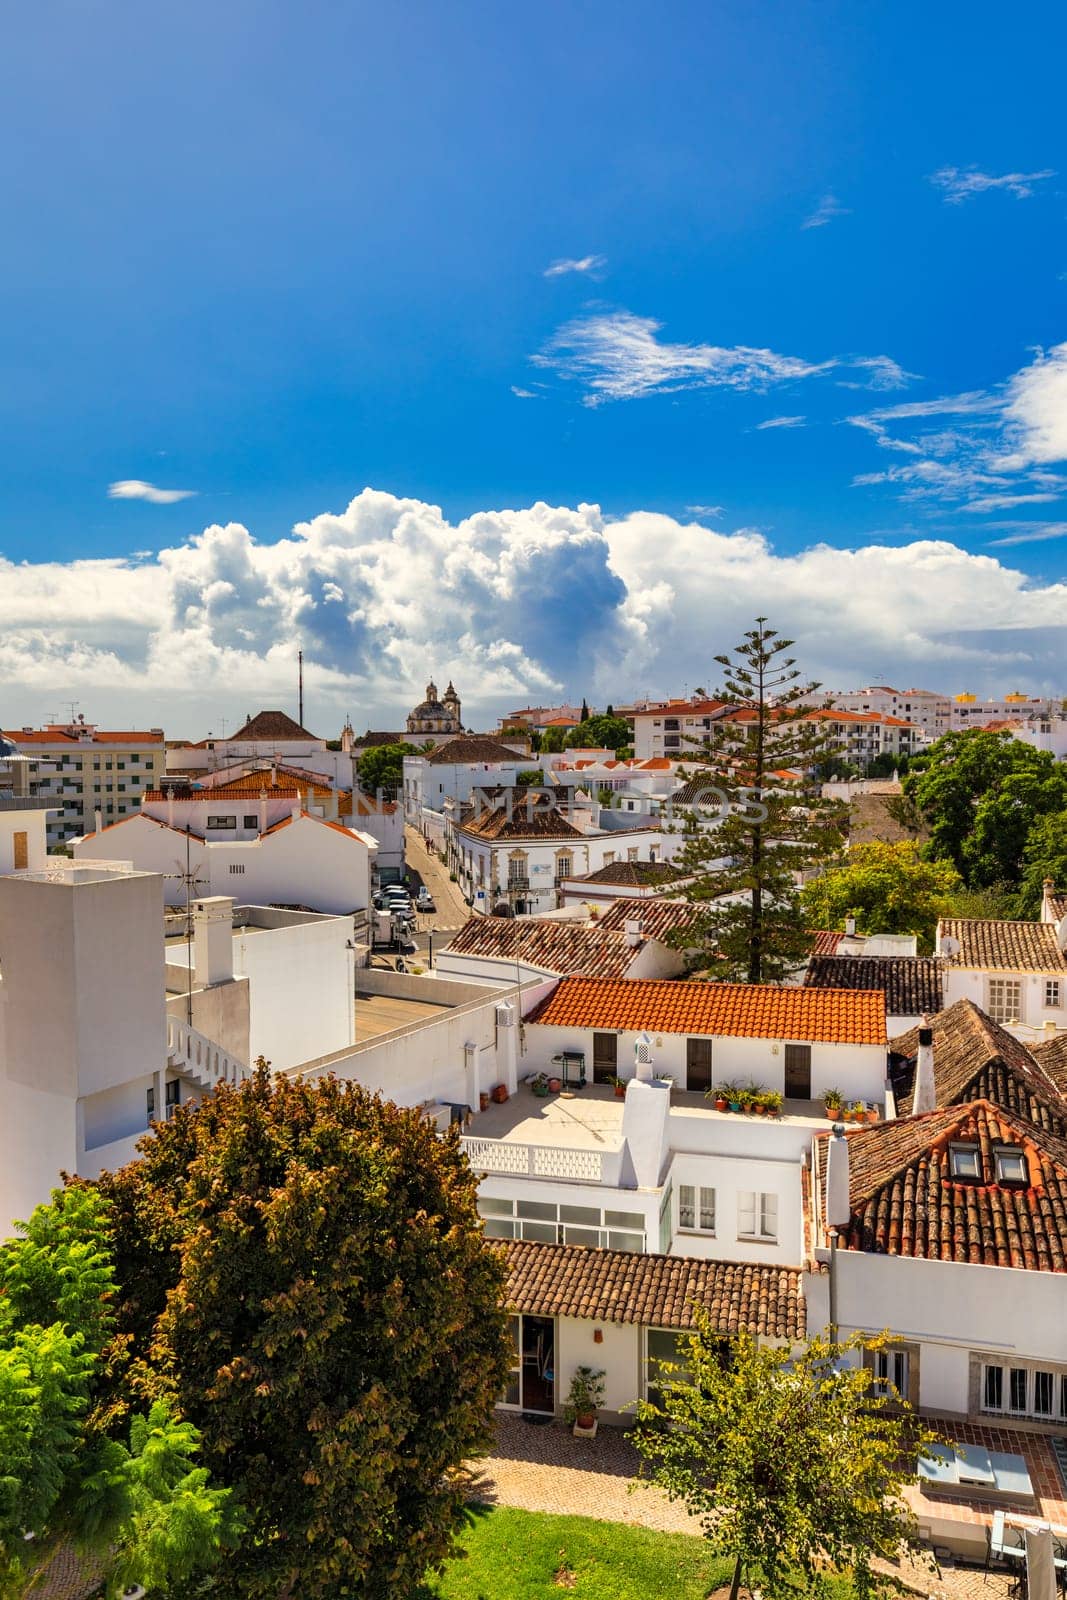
left=298, top=649, right=304, bottom=729
left=165, top=830, right=209, bottom=1025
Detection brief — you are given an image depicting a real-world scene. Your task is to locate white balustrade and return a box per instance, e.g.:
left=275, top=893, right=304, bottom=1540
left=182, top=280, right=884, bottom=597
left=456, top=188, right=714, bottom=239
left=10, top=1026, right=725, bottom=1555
left=459, top=1137, right=603, bottom=1184
left=166, top=1016, right=249, bottom=1091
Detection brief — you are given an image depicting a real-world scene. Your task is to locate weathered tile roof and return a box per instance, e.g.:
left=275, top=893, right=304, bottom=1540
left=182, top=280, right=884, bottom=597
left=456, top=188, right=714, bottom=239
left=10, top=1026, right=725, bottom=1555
left=570, top=860, right=683, bottom=887
left=446, top=916, right=639, bottom=979
left=1032, top=1032, right=1067, bottom=1097
left=1045, top=891, right=1067, bottom=922
left=597, top=897, right=698, bottom=941
left=805, top=955, right=944, bottom=1016
left=814, top=1101, right=1067, bottom=1272
left=228, top=710, right=319, bottom=741
left=810, top=930, right=844, bottom=956
left=460, top=805, right=584, bottom=841
left=425, top=735, right=526, bottom=765
left=526, top=975, right=887, bottom=1044
left=498, top=1239, right=805, bottom=1338
left=938, top=918, right=1067, bottom=973
left=889, top=1000, right=1067, bottom=1137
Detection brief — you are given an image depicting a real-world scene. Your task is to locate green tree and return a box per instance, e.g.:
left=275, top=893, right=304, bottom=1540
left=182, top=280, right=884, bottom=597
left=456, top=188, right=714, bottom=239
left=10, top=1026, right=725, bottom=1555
left=539, top=725, right=566, bottom=753
left=515, top=768, right=544, bottom=787
left=868, top=750, right=907, bottom=778
left=96, top=1066, right=510, bottom=1600
left=356, top=740, right=419, bottom=793
left=0, top=1186, right=237, bottom=1599
left=904, top=730, right=1067, bottom=886
left=580, top=697, right=590, bottom=721
left=800, top=841, right=962, bottom=953
left=1016, top=811, right=1067, bottom=918
left=500, top=725, right=541, bottom=753
left=669, top=619, right=846, bottom=982
left=634, top=1317, right=935, bottom=1600
left=564, top=715, right=632, bottom=752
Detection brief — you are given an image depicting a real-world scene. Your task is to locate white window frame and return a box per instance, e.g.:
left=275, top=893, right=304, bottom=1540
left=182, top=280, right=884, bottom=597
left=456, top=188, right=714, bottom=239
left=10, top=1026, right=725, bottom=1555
left=1044, top=979, right=1061, bottom=1009
left=994, top=1146, right=1027, bottom=1184
left=738, top=1190, right=778, bottom=1242
left=949, top=1143, right=981, bottom=1180
left=874, top=1349, right=908, bottom=1398
left=988, top=978, right=1022, bottom=1025
left=678, top=1185, right=716, bottom=1235
left=981, top=1359, right=1067, bottom=1422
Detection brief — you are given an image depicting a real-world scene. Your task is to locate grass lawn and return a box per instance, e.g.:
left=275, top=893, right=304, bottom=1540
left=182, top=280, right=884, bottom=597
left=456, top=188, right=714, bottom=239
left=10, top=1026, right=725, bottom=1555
left=418, top=1505, right=733, bottom=1599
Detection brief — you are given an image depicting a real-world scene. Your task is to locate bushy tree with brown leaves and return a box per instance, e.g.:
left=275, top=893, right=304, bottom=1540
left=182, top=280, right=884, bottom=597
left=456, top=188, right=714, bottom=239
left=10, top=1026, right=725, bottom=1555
left=95, top=1066, right=510, bottom=1600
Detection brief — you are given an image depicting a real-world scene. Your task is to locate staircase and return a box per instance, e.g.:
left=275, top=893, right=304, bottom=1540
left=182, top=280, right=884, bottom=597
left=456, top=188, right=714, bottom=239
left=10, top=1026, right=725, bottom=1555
left=166, top=1015, right=248, bottom=1094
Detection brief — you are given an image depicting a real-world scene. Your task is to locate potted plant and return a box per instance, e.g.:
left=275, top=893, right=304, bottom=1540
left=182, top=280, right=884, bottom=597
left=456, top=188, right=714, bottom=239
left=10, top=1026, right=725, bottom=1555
left=752, top=1089, right=767, bottom=1115
left=711, top=1083, right=731, bottom=1112
left=564, top=1365, right=606, bottom=1438
left=865, top=1102, right=880, bottom=1124
left=822, top=1087, right=844, bottom=1119
left=478, top=1090, right=490, bottom=1113
left=848, top=1100, right=864, bottom=1123
left=727, top=1085, right=743, bottom=1112
left=531, top=1072, right=550, bottom=1098
left=763, top=1089, right=783, bottom=1118
left=610, top=1075, right=627, bottom=1099
left=491, top=1083, right=509, bottom=1105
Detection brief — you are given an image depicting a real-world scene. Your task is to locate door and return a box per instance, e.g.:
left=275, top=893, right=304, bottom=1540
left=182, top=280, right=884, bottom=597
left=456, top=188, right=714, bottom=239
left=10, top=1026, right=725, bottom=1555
left=593, top=1032, right=618, bottom=1085
left=784, top=1043, right=812, bottom=1100
left=686, top=1038, right=713, bottom=1093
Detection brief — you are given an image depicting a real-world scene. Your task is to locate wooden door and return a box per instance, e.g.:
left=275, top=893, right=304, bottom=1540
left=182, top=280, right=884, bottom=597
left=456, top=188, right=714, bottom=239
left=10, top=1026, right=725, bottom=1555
left=686, top=1038, right=713, bottom=1092
left=784, top=1043, right=812, bottom=1100
left=593, top=1032, right=618, bottom=1085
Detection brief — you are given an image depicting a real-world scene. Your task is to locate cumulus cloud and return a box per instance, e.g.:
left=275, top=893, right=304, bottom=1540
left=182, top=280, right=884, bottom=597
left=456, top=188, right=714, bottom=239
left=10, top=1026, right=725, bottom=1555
left=755, top=415, right=806, bottom=430
left=108, top=480, right=198, bottom=504
left=544, top=254, right=607, bottom=278
left=848, top=345, right=1067, bottom=510
left=929, top=166, right=1056, bottom=203
left=802, top=193, right=850, bottom=229
left=4, top=490, right=1067, bottom=732
left=530, top=310, right=908, bottom=406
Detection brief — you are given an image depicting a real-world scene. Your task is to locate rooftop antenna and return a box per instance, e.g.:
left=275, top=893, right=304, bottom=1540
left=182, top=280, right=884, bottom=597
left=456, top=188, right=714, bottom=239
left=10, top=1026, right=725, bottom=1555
left=65, top=700, right=80, bottom=723
left=298, top=649, right=304, bottom=729
left=164, top=828, right=210, bottom=1025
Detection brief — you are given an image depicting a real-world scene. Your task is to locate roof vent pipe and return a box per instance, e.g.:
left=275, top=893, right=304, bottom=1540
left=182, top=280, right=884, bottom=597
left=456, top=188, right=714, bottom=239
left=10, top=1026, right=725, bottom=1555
left=913, top=1017, right=936, bottom=1114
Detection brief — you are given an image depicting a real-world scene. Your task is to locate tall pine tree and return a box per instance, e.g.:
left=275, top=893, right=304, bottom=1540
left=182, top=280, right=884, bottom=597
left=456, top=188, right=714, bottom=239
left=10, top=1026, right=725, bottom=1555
left=669, top=618, right=845, bottom=982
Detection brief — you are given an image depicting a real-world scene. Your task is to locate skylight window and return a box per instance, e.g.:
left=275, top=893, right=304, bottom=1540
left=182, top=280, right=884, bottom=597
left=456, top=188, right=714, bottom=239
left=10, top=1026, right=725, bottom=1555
left=949, top=1144, right=981, bottom=1180
left=994, top=1146, right=1028, bottom=1184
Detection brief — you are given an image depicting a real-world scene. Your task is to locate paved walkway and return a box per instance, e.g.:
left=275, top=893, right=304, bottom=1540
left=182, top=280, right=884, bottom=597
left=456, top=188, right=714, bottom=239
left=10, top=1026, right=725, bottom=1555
left=470, top=1415, right=1015, bottom=1600
left=404, top=824, right=469, bottom=931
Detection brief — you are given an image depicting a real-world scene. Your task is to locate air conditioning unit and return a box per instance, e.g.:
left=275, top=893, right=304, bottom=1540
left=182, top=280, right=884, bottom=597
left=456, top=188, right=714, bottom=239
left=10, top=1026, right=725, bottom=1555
left=495, top=1002, right=516, bottom=1028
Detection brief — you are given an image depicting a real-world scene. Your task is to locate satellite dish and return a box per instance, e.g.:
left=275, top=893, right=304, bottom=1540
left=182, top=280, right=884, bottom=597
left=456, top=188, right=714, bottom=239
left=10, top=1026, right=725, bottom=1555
left=938, top=935, right=960, bottom=959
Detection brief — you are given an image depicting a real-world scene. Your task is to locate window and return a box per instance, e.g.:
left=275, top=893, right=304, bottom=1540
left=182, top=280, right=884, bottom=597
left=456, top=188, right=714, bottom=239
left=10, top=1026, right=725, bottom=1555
left=645, top=1327, right=687, bottom=1408
left=874, top=1349, right=908, bottom=1398
left=738, top=1191, right=777, bottom=1242
left=12, top=831, right=28, bottom=870
left=146, top=1085, right=155, bottom=1126
left=507, top=855, right=527, bottom=884
left=555, top=852, right=573, bottom=883
left=678, top=1185, right=716, bottom=1234
left=243, top=814, right=257, bottom=829
left=164, top=1080, right=181, bottom=1119
left=229, top=864, right=246, bottom=875
left=994, top=1145, right=1027, bottom=1184
left=949, top=1143, right=981, bottom=1180
left=206, top=815, right=237, bottom=830
left=602, top=852, right=615, bottom=865
left=1045, top=980, right=1061, bottom=1008
left=627, top=847, right=639, bottom=862
left=988, top=978, right=1022, bottom=1025
left=477, top=1196, right=646, bottom=1252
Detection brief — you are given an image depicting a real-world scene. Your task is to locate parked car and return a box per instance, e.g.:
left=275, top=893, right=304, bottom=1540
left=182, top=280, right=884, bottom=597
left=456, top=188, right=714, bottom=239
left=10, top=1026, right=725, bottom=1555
left=416, top=887, right=435, bottom=912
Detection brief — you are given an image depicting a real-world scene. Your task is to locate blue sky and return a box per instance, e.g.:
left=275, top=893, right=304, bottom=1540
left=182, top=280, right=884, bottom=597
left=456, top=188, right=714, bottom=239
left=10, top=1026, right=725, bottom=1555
left=2, top=1, right=1066, bottom=730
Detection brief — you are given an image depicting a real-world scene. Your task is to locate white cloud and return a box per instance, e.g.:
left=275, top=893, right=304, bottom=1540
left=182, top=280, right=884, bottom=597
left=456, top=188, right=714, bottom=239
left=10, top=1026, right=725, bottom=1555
left=802, top=193, right=850, bottom=229
left=530, top=310, right=908, bottom=406
left=849, top=345, right=1067, bottom=510
left=108, top=480, right=198, bottom=504
left=986, top=523, right=1067, bottom=548
left=755, top=415, right=806, bottom=430
left=543, top=254, right=607, bottom=278
left=685, top=504, right=724, bottom=517
left=510, top=386, right=540, bottom=399
left=929, top=166, right=1056, bottom=204
left=4, top=490, right=1067, bottom=731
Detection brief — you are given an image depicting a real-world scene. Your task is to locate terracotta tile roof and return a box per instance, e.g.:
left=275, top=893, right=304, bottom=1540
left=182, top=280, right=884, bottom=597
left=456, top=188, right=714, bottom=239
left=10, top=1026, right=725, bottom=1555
left=813, top=1101, right=1067, bottom=1271
left=889, top=1002, right=1067, bottom=1137
left=498, top=1239, right=805, bottom=1338
left=338, top=791, right=397, bottom=817
left=810, top=930, right=844, bottom=956
left=1044, top=891, right=1067, bottom=923
left=460, top=805, right=584, bottom=842
left=526, top=976, right=887, bottom=1044
left=357, top=731, right=405, bottom=747
left=805, top=955, right=944, bottom=1016
left=227, top=710, right=319, bottom=741
left=570, top=861, right=684, bottom=887
left=938, top=918, right=1067, bottom=973
left=639, top=698, right=728, bottom=717
left=1031, top=1033, right=1067, bottom=1097
left=447, top=916, right=639, bottom=978
left=425, top=736, right=525, bottom=765
left=5, top=728, right=163, bottom=746
left=597, top=897, right=698, bottom=941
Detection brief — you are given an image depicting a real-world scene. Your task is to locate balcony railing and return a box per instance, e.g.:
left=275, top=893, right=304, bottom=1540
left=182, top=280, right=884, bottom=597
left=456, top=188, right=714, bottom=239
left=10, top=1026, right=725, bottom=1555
left=461, top=1136, right=603, bottom=1183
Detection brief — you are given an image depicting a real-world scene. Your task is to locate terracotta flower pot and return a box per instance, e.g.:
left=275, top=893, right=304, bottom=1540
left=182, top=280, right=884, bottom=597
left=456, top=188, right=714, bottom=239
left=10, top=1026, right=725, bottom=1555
left=547, top=1078, right=561, bottom=1093
left=479, top=1091, right=490, bottom=1113
left=715, top=1097, right=728, bottom=1112
left=576, top=1410, right=596, bottom=1429
left=614, top=1083, right=626, bottom=1098
left=491, top=1084, right=509, bottom=1104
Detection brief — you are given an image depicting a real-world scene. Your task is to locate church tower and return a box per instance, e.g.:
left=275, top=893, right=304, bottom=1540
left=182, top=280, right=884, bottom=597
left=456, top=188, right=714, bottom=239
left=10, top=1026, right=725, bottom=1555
left=442, top=680, right=461, bottom=732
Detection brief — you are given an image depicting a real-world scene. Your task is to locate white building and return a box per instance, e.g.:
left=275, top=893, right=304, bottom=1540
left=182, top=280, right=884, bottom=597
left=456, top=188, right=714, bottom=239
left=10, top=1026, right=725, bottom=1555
left=72, top=806, right=377, bottom=925
left=936, top=916, right=1067, bottom=1041
left=166, top=709, right=356, bottom=787
left=403, top=735, right=529, bottom=827
left=0, top=795, right=52, bottom=875
left=632, top=698, right=728, bottom=761
left=3, top=718, right=166, bottom=845
left=828, top=686, right=951, bottom=740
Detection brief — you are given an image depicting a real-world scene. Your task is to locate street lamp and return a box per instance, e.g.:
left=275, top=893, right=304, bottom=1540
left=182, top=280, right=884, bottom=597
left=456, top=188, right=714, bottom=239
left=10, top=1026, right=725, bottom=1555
left=428, top=926, right=437, bottom=969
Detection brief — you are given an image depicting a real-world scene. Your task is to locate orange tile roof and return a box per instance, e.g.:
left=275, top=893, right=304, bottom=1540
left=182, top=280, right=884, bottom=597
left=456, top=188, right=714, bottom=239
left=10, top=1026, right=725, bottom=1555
left=526, top=976, right=886, bottom=1044
left=4, top=728, right=163, bottom=746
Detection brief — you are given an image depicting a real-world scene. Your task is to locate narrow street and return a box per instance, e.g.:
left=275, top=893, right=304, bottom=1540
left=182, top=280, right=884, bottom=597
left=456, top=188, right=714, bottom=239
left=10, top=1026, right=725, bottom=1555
left=403, top=823, right=470, bottom=932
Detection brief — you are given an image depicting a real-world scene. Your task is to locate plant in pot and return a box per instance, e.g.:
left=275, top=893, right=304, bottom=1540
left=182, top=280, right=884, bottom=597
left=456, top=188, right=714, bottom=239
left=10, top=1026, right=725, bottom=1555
left=865, top=1102, right=880, bottom=1123
left=711, top=1083, right=731, bottom=1112
left=531, top=1072, right=550, bottom=1098
left=848, top=1100, right=864, bottom=1123
left=564, top=1365, right=606, bottom=1437
left=610, top=1075, right=627, bottom=1099
left=822, top=1086, right=844, bottom=1120
left=726, top=1084, right=743, bottom=1113
left=763, top=1089, right=783, bottom=1118
left=751, top=1088, right=767, bottom=1116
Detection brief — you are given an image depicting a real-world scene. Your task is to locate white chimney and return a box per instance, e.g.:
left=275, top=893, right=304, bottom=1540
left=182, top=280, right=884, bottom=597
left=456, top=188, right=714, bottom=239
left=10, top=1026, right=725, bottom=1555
left=844, top=914, right=856, bottom=937
left=192, top=896, right=235, bottom=988
left=94, top=808, right=103, bottom=833
left=259, top=786, right=268, bottom=834
left=913, top=1018, right=936, bottom=1114
left=623, top=917, right=643, bottom=948
left=634, top=1031, right=655, bottom=1082
left=825, top=1123, right=851, bottom=1230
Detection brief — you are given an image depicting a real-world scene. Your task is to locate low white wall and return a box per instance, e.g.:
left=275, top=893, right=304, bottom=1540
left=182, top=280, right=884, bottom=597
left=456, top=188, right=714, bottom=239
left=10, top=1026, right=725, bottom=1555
left=235, top=916, right=355, bottom=1071
left=556, top=1316, right=640, bottom=1423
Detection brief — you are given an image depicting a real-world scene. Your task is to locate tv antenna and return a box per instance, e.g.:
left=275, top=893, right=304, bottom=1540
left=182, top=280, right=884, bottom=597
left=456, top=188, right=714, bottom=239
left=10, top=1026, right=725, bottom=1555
left=164, top=828, right=210, bottom=1024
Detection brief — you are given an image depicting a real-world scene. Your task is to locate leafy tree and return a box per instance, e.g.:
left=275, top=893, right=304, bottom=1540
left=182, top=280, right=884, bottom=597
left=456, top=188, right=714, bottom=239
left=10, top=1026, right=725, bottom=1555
left=538, top=725, right=566, bottom=753
left=634, top=1316, right=936, bottom=1600
left=1016, top=811, right=1067, bottom=918
left=800, top=841, right=962, bottom=953
left=564, top=715, right=632, bottom=752
left=96, top=1066, right=510, bottom=1600
left=815, top=755, right=861, bottom=782
left=580, top=697, right=590, bottom=721
left=0, top=1186, right=236, bottom=1599
left=515, top=768, right=544, bottom=787
left=356, top=740, right=418, bottom=794
left=669, top=619, right=846, bottom=982
left=904, top=730, right=1067, bottom=886
left=943, top=881, right=1021, bottom=922
left=500, top=725, right=541, bottom=753
left=868, top=750, right=907, bottom=778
